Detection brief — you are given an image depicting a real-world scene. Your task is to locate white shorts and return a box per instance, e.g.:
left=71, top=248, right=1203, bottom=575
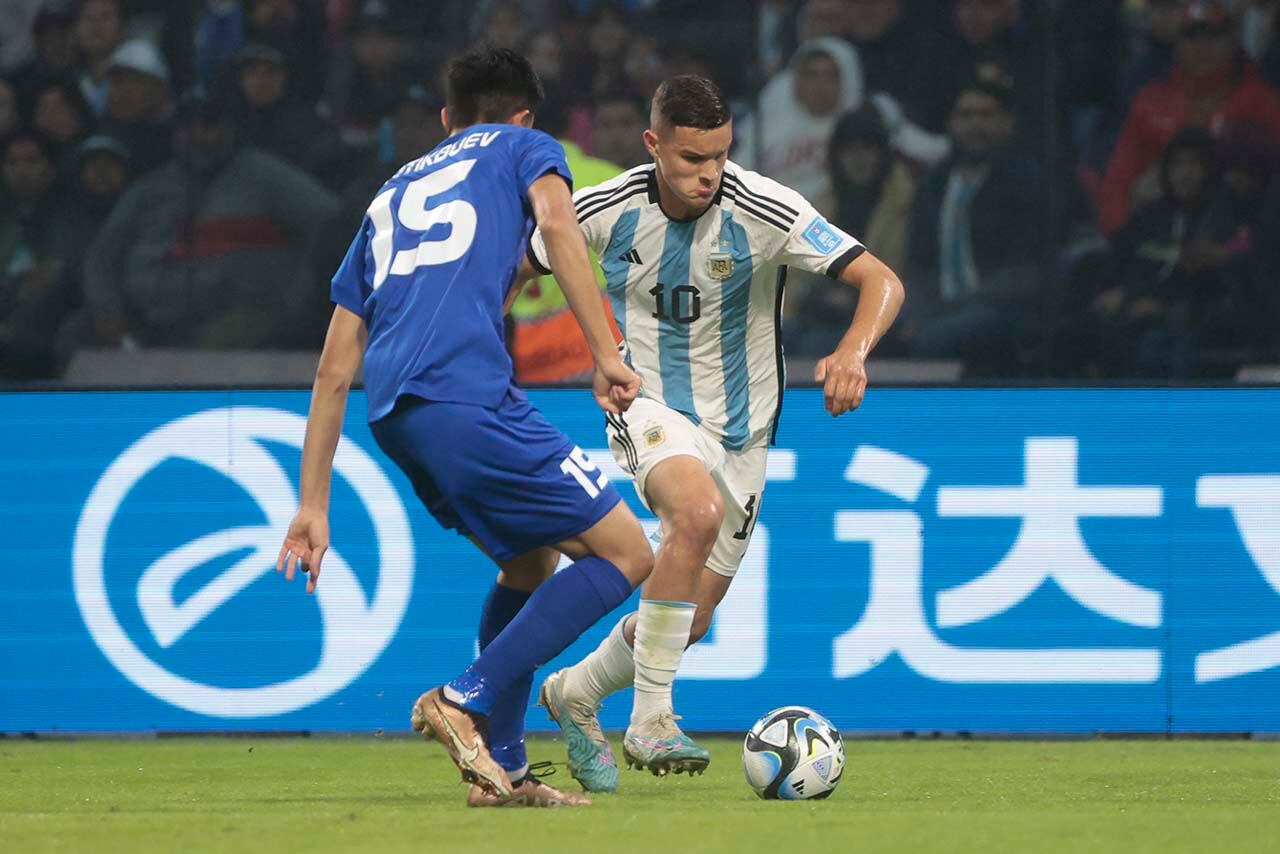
left=605, top=397, right=766, bottom=578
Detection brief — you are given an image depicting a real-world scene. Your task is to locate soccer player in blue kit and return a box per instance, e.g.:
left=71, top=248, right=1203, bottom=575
left=276, top=49, right=657, bottom=808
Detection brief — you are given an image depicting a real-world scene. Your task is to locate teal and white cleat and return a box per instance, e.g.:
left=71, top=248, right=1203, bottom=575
left=622, top=712, right=711, bottom=777
left=537, top=669, right=619, bottom=794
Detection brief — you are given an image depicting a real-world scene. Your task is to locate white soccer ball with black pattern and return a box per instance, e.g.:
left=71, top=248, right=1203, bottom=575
left=742, top=706, right=845, bottom=800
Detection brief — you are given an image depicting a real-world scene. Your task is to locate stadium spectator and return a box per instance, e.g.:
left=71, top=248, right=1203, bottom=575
left=323, top=0, right=419, bottom=145
left=1088, top=130, right=1229, bottom=376
left=0, top=79, right=19, bottom=139
left=191, top=0, right=248, bottom=90
left=829, top=102, right=915, bottom=273
left=98, top=39, right=172, bottom=176
left=232, top=43, right=346, bottom=186
left=735, top=37, right=863, bottom=211
left=244, top=0, right=328, bottom=103
left=590, top=89, right=647, bottom=169
left=10, top=3, right=77, bottom=104
left=845, top=0, right=953, bottom=134
left=1100, top=0, right=1280, bottom=234
left=333, top=82, right=445, bottom=236
left=903, top=70, right=1042, bottom=374
left=82, top=87, right=340, bottom=350
left=59, top=134, right=129, bottom=289
left=785, top=101, right=917, bottom=359
left=509, top=86, right=624, bottom=385
left=30, top=78, right=91, bottom=166
left=0, top=129, right=75, bottom=379
left=935, top=0, right=1042, bottom=147
left=73, top=0, right=125, bottom=116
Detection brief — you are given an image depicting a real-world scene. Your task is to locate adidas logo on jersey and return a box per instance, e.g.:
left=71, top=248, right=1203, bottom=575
left=618, top=249, right=643, bottom=264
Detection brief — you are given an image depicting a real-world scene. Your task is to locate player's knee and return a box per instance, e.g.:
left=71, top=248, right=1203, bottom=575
left=669, top=496, right=724, bottom=554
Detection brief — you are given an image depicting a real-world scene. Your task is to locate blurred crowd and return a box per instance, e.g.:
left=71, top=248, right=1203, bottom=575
left=0, top=0, right=1277, bottom=383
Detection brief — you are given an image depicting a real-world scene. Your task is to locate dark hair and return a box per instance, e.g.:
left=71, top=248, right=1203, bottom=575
left=651, top=75, right=730, bottom=131
left=830, top=103, right=890, bottom=152
left=446, top=47, right=544, bottom=130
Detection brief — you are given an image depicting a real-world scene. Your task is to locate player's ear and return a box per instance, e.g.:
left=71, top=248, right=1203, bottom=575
left=643, top=128, right=660, bottom=159
left=512, top=108, right=534, bottom=128
left=439, top=106, right=450, bottom=133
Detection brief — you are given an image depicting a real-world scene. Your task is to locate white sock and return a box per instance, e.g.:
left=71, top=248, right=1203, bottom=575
left=563, top=614, right=636, bottom=704
left=630, top=599, right=695, bottom=726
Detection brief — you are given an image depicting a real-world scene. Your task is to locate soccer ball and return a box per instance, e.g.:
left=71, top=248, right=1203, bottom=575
left=742, top=706, right=845, bottom=800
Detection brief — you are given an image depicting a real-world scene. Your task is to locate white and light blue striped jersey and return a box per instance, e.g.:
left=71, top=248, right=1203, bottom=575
left=528, top=160, right=864, bottom=450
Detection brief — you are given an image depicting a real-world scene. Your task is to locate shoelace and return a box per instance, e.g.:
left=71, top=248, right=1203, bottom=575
left=517, top=761, right=558, bottom=789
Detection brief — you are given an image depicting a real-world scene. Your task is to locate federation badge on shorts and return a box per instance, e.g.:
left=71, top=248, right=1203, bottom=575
left=643, top=424, right=666, bottom=448
left=707, top=251, right=734, bottom=280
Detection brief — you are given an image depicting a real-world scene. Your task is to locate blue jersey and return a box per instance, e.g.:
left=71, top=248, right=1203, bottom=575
left=331, top=124, right=572, bottom=422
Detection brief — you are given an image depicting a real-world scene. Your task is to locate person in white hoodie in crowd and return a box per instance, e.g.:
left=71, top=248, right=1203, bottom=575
left=736, top=36, right=949, bottom=215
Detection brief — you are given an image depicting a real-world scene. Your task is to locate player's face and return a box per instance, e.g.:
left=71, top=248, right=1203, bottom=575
left=646, top=120, right=732, bottom=217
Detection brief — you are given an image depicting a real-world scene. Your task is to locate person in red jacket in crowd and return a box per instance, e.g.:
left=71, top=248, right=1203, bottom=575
left=1100, top=0, right=1280, bottom=234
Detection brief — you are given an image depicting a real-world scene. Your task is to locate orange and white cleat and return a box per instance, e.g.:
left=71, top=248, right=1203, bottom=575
left=411, top=687, right=512, bottom=798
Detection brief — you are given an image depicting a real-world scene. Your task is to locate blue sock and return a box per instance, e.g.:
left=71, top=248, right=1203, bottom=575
left=447, top=557, right=634, bottom=715
left=478, top=583, right=533, bottom=773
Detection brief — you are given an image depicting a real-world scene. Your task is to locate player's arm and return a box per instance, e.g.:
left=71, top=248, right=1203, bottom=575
left=277, top=304, right=367, bottom=593
left=526, top=172, right=639, bottom=411
left=817, top=252, right=905, bottom=417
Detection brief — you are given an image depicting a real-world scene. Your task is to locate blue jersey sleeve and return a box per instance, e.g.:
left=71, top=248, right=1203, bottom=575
left=515, top=130, right=573, bottom=197
left=331, top=218, right=372, bottom=316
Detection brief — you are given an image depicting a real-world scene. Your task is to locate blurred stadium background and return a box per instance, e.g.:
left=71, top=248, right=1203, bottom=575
left=0, top=0, right=1277, bottom=386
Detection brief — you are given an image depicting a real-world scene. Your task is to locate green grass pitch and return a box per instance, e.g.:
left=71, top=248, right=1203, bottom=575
left=3, top=737, right=1278, bottom=853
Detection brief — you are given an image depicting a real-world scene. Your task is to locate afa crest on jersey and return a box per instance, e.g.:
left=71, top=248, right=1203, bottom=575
left=707, top=251, right=734, bottom=280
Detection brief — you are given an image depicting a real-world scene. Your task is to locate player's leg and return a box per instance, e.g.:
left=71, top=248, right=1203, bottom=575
left=544, top=439, right=764, bottom=787
left=432, top=391, right=654, bottom=765
left=371, top=401, right=521, bottom=797
left=615, top=454, right=721, bottom=774
left=477, top=546, right=557, bottom=781
left=466, top=545, right=591, bottom=808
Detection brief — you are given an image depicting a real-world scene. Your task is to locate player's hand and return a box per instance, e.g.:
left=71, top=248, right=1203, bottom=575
left=277, top=507, right=330, bottom=594
left=815, top=348, right=868, bottom=417
left=593, top=358, right=641, bottom=413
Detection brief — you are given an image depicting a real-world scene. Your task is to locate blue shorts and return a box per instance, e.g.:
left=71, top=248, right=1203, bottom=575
left=370, top=388, right=622, bottom=561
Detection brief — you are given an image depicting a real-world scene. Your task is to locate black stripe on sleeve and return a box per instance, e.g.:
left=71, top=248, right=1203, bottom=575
left=726, top=193, right=792, bottom=233
left=722, top=174, right=800, bottom=218
left=825, top=244, right=866, bottom=279
left=578, top=186, right=649, bottom=225
left=526, top=238, right=552, bottom=275
left=574, top=173, right=650, bottom=212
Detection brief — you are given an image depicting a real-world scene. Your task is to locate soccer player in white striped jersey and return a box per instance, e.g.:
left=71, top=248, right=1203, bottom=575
left=523, top=75, right=904, bottom=791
